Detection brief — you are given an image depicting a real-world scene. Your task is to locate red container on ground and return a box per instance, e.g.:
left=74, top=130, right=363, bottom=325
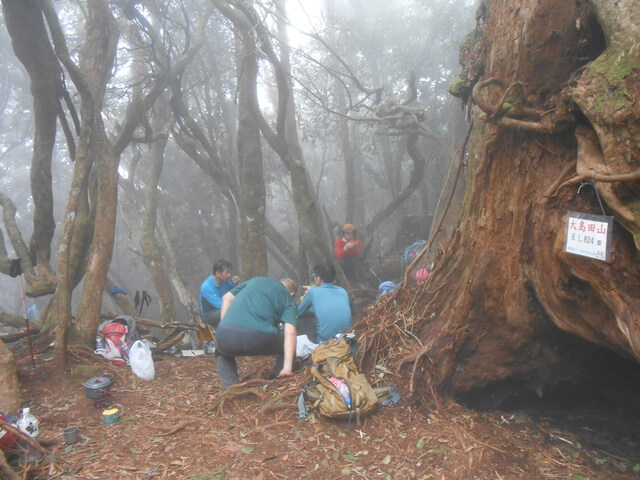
left=0, top=414, right=19, bottom=453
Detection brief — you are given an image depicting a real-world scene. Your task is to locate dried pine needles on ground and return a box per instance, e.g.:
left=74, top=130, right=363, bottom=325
left=5, top=338, right=638, bottom=480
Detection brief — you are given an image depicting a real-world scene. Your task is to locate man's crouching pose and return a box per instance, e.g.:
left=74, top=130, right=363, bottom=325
left=215, top=277, right=298, bottom=390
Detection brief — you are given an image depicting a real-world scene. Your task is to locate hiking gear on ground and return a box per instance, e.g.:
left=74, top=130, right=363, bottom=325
left=403, top=239, right=427, bottom=265
left=298, top=334, right=400, bottom=425
left=9, top=258, right=21, bottom=277
left=295, top=334, right=318, bottom=358
left=377, top=281, right=398, bottom=297
left=0, top=413, right=19, bottom=453
left=95, top=316, right=140, bottom=364
left=416, top=268, right=429, bottom=283
left=16, top=408, right=38, bottom=438
left=83, top=375, right=113, bottom=400
left=198, top=324, right=215, bottom=342
left=129, top=340, right=155, bottom=380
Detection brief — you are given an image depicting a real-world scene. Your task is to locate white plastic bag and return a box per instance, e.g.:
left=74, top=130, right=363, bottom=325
left=129, top=340, right=155, bottom=380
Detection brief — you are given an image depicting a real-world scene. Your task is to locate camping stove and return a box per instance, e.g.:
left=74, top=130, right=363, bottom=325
left=83, top=375, right=113, bottom=408
left=92, top=390, right=112, bottom=409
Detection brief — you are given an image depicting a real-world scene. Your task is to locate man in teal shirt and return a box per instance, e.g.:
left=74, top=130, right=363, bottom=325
left=215, top=277, right=298, bottom=390
left=298, top=263, right=352, bottom=343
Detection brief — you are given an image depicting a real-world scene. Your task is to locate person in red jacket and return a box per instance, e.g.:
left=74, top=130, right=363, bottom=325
left=334, top=223, right=365, bottom=286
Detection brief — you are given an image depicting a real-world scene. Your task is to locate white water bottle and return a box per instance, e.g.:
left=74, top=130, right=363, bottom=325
left=17, top=408, right=39, bottom=438
left=329, top=376, right=351, bottom=408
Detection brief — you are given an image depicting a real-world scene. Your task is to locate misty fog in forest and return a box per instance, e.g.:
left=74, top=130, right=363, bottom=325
left=3, top=1, right=640, bottom=477
left=0, top=0, right=473, bottom=323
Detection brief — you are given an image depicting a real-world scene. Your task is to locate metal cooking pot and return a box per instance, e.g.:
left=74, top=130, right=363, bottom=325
left=83, top=375, right=112, bottom=400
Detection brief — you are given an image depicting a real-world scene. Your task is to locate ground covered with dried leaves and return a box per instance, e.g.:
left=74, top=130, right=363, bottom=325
left=4, top=338, right=639, bottom=480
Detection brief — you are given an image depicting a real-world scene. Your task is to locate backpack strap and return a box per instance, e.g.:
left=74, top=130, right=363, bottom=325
left=297, top=380, right=334, bottom=419
left=373, top=385, right=401, bottom=407
left=297, top=391, right=310, bottom=419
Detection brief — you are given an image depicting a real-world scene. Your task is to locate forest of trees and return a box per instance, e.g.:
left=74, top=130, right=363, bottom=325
left=1, top=0, right=640, bottom=412
left=0, top=0, right=470, bottom=396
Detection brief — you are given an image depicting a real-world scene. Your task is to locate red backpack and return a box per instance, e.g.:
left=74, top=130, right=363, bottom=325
left=96, top=317, right=139, bottom=364
left=102, top=322, right=128, bottom=357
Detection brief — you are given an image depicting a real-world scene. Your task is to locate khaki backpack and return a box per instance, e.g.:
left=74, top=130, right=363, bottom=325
left=298, top=334, right=400, bottom=425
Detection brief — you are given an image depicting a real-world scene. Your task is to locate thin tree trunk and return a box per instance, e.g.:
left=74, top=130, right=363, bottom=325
left=236, top=25, right=268, bottom=278
left=156, top=214, right=201, bottom=325
left=139, top=95, right=176, bottom=324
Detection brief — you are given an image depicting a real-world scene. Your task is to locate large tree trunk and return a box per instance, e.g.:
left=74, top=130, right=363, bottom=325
left=50, top=0, right=119, bottom=356
left=380, top=0, right=640, bottom=397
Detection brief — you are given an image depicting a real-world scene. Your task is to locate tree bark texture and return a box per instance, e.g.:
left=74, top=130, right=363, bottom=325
left=54, top=0, right=119, bottom=354
left=379, top=0, right=640, bottom=396
left=570, top=1, right=640, bottom=247
left=1, top=0, right=59, bottom=295
left=236, top=28, right=268, bottom=278
left=157, top=216, right=202, bottom=325
left=139, top=97, right=176, bottom=325
left=0, top=339, right=22, bottom=413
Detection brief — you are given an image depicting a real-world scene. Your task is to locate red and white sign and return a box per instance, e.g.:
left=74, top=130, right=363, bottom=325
left=564, top=211, right=613, bottom=262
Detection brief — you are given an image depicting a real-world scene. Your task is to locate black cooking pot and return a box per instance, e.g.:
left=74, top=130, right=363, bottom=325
left=83, top=375, right=112, bottom=400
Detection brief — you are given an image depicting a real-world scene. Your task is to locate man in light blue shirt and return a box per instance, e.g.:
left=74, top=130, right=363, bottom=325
left=298, top=263, right=352, bottom=343
left=199, top=259, right=239, bottom=328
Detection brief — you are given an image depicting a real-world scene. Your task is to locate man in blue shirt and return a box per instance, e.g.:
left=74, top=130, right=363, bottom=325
left=298, top=263, right=352, bottom=343
left=199, top=259, right=239, bottom=329
left=216, top=277, right=298, bottom=390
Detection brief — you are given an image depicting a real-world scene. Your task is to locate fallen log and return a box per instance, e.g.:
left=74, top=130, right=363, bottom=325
left=100, top=313, right=203, bottom=331
left=0, top=311, right=28, bottom=329
left=100, top=314, right=206, bottom=352
left=0, top=327, right=40, bottom=343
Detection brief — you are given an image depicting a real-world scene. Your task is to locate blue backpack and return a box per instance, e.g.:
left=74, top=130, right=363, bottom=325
left=403, top=240, right=427, bottom=264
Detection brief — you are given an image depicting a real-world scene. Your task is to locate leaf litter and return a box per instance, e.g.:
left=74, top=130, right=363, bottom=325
left=6, top=333, right=639, bottom=480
